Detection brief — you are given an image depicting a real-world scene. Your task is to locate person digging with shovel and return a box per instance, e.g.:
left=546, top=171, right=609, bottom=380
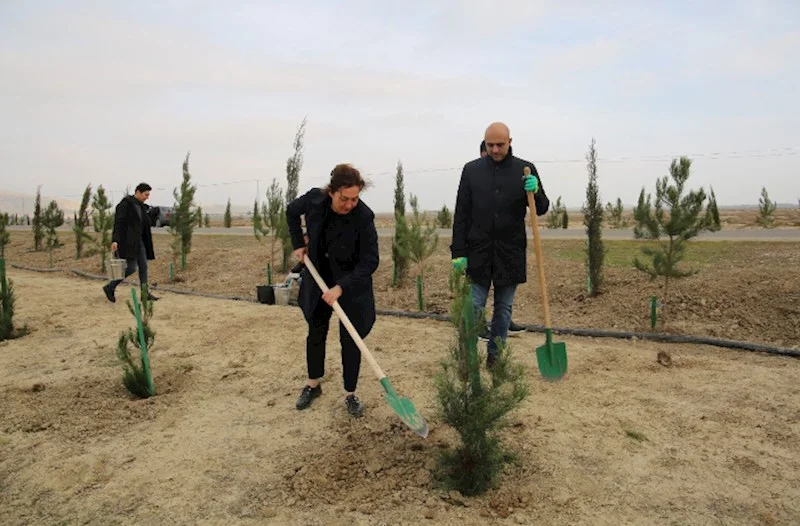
left=451, top=122, right=549, bottom=368
left=286, top=163, right=379, bottom=417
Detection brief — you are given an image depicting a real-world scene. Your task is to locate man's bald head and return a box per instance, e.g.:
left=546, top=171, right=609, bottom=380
left=484, top=122, right=512, bottom=162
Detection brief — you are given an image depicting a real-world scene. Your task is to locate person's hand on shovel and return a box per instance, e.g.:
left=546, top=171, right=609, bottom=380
left=322, top=285, right=343, bottom=306
left=523, top=172, right=539, bottom=193
left=293, top=246, right=307, bottom=262
left=452, top=257, right=467, bottom=273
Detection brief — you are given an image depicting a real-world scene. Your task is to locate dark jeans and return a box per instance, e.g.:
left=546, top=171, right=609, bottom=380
left=306, top=300, right=362, bottom=393
left=108, top=239, right=148, bottom=291
left=471, top=282, right=517, bottom=358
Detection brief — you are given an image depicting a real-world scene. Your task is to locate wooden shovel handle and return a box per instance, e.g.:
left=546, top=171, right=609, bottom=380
left=525, top=167, right=552, bottom=329
left=302, top=255, right=386, bottom=380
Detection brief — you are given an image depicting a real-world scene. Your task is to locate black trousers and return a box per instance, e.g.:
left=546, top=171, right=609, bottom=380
left=306, top=299, right=362, bottom=393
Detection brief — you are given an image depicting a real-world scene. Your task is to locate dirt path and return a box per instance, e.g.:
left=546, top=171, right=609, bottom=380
left=1, top=270, right=799, bottom=525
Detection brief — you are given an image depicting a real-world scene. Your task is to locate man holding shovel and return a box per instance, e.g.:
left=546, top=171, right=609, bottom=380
left=286, top=164, right=379, bottom=417
left=451, top=123, right=549, bottom=367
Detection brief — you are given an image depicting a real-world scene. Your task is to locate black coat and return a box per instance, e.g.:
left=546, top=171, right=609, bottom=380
left=450, top=148, right=549, bottom=287
left=112, top=195, right=155, bottom=260
left=286, top=187, right=380, bottom=336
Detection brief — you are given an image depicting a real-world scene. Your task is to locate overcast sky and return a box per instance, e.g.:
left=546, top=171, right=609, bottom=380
left=2, top=1, right=799, bottom=213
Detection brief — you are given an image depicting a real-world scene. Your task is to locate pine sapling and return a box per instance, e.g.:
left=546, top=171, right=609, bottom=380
left=392, top=159, right=410, bottom=286
left=605, top=198, right=626, bottom=228
left=169, top=151, right=198, bottom=271
left=434, top=269, right=529, bottom=496
left=436, top=204, right=452, bottom=228
left=92, top=186, right=114, bottom=273
left=582, top=138, right=605, bottom=296
left=757, top=187, right=776, bottom=228
left=73, top=184, right=93, bottom=259
left=32, top=186, right=44, bottom=251
left=398, top=194, right=438, bottom=311
left=704, top=186, right=721, bottom=231
left=547, top=196, right=565, bottom=229
left=0, top=212, right=9, bottom=259
left=42, top=200, right=64, bottom=268
left=223, top=198, right=232, bottom=228
left=117, top=288, right=156, bottom=398
left=633, top=157, right=709, bottom=324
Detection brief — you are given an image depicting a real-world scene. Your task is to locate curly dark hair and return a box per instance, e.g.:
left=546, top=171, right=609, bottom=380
left=325, top=163, right=368, bottom=193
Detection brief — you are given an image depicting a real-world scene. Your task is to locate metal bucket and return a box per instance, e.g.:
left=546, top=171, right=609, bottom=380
left=108, top=257, right=127, bottom=280
left=274, top=285, right=291, bottom=306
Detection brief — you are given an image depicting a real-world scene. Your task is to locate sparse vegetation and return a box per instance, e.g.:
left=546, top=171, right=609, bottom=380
left=169, top=152, right=198, bottom=271
left=547, top=196, right=566, bottom=229
left=397, top=194, right=438, bottom=311
left=605, top=198, right=628, bottom=228
left=42, top=200, right=64, bottom=268
left=436, top=204, right=452, bottom=228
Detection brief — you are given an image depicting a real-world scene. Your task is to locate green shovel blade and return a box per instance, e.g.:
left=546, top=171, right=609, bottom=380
left=380, top=377, right=429, bottom=438
left=536, top=329, right=567, bottom=381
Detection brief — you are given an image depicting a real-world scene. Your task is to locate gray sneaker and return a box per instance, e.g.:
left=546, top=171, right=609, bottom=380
left=345, top=394, right=365, bottom=417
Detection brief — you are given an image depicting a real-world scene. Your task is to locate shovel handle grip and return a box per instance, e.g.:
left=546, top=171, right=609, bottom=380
left=525, top=168, right=552, bottom=329
left=302, top=255, right=386, bottom=381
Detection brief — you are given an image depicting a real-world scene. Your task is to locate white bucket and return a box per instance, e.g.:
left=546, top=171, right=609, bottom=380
left=274, top=285, right=291, bottom=306
left=108, top=257, right=126, bottom=280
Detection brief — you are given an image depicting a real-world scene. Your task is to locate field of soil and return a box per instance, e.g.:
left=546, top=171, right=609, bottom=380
left=1, top=268, right=799, bottom=525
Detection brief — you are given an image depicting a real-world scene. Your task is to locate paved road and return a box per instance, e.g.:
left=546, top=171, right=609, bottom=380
left=8, top=225, right=800, bottom=241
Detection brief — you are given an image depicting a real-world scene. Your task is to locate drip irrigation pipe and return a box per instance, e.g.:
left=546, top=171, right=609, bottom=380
left=6, top=262, right=799, bottom=359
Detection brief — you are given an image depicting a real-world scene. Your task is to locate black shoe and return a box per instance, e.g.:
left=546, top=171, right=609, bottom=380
left=508, top=320, right=525, bottom=334
left=296, top=384, right=321, bottom=410
left=345, top=394, right=365, bottom=417
left=478, top=326, right=490, bottom=342
left=486, top=354, right=497, bottom=369
left=102, top=284, right=115, bottom=303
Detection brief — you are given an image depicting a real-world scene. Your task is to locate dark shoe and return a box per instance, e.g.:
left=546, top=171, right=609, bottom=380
left=295, top=384, right=321, bottom=410
left=486, top=354, right=497, bottom=369
left=508, top=320, right=525, bottom=334
left=102, top=284, right=116, bottom=303
left=345, top=394, right=365, bottom=417
left=478, top=326, right=490, bottom=342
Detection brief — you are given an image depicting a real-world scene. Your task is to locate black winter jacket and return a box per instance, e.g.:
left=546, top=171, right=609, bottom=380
left=450, top=148, right=549, bottom=286
left=286, top=187, right=379, bottom=335
left=112, top=195, right=155, bottom=261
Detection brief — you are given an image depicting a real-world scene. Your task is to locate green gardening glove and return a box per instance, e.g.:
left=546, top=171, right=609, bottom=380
left=451, top=257, right=467, bottom=272
left=524, top=174, right=539, bottom=193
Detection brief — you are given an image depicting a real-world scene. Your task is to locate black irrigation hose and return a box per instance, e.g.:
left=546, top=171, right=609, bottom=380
left=8, top=262, right=60, bottom=273
left=8, top=262, right=800, bottom=359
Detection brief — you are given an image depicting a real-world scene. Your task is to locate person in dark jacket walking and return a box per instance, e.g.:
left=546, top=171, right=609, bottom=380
left=103, top=183, right=159, bottom=303
left=479, top=139, right=525, bottom=338
left=452, top=123, right=549, bottom=367
left=286, top=164, right=379, bottom=417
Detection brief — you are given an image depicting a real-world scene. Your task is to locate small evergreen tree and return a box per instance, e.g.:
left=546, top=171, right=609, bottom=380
left=436, top=204, right=453, bottom=228
left=1, top=257, right=19, bottom=341
left=223, top=198, right=232, bottom=228
left=280, top=117, right=307, bottom=271
left=582, top=138, right=604, bottom=296
left=92, top=185, right=114, bottom=273
left=196, top=206, right=203, bottom=228
left=169, top=152, right=198, bottom=270
left=632, top=188, right=650, bottom=234
left=434, top=269, right=529, bottom=496
left=203, top=213, right=210, bottom=227
left=547, top=196, right=565, bottom=229
left=32, top=186, right=44, bottom=251
left=605, top=198, right=626, bottom=228
left=633, top=157, right=708, bottom=323
left=252, top=198, right=263, bottom=239
left=73, top=184, right=92, bottom=259
left=117, top=288, right=155, bottom=398
left=392, top=159, right=410, bottom=286
left=0, top=212, right=9, bottom=258
left=704, top=186, right=721, bottom=231
left=757, top=187, right=776, bottom=228
left=398, top=194, right=438, bottom=311
left=42, top=200, right=64, bottom=268
left=561, top=209, right=569, bottom=229
left=263, top=179, right=286, bottom=282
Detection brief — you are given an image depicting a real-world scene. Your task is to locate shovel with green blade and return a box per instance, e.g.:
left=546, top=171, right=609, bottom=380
left=303, top=255, right=429, bottom=438
left=524, top=166, right=568, bottom=380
